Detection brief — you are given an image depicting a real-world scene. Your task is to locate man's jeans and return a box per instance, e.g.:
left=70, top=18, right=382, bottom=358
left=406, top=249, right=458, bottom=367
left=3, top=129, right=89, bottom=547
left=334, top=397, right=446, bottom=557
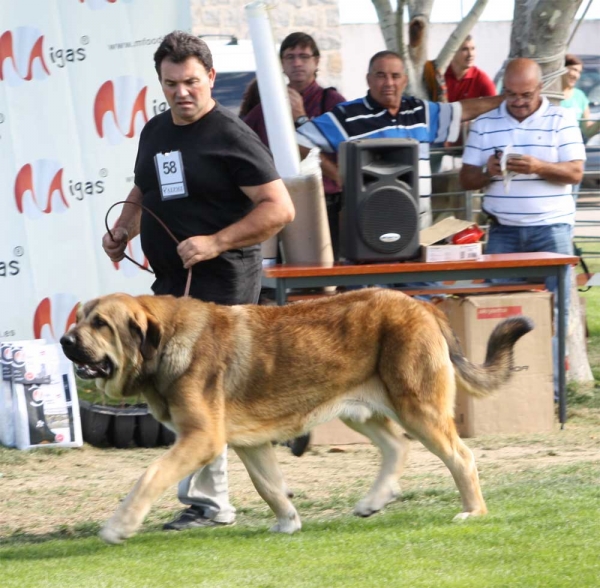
left=486, top=222, right=574, bottom=399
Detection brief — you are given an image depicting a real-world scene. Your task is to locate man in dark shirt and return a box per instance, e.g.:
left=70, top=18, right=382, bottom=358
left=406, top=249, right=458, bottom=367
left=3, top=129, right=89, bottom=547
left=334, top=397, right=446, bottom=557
left=102, top=30, right=295, bottom=532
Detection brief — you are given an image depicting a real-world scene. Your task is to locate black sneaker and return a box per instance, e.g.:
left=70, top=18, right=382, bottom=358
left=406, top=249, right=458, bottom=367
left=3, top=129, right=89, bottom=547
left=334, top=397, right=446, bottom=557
left=163, top=506, right=235, bottom=531
left=289, top=433, right=311, bottom=457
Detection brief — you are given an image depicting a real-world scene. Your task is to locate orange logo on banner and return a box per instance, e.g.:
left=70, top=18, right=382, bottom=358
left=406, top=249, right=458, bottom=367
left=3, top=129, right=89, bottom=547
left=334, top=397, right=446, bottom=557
left=94, top=79, right=148, bottom=139
left=476, top=306, right=523, bottom=320
left=14, top=162, right=67, bottom=216
left=33, top=295, right=79, bottom=343
left=0, top=29, right=50, bottom=83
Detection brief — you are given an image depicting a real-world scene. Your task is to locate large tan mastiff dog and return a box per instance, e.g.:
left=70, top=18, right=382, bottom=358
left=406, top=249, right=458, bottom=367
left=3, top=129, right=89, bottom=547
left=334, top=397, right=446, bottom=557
left=60, top=288, right=532, bottom=544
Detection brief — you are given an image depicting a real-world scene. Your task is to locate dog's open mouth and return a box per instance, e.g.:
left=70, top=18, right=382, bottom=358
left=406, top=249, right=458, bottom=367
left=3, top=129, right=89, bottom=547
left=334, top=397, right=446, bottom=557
left=73, top=358, right=113, bottom=380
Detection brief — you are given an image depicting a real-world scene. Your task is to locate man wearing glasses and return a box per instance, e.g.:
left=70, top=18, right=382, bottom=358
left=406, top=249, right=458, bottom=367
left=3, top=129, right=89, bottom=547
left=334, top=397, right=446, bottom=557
left=460, top=57, right=585, bottom=259
left=459, top=57, right=586, bottom=401
left=244, top=32, right=346, bottom=259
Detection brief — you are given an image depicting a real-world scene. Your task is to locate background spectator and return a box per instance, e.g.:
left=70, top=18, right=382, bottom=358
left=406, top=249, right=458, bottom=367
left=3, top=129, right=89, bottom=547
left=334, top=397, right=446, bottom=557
left=445, top=35, right=496, bottom=147
left=561, top=53, right=600, bottom=139
left=459, top=57, right=586, bottom=400
left=244, top=32, right=346, bottom=259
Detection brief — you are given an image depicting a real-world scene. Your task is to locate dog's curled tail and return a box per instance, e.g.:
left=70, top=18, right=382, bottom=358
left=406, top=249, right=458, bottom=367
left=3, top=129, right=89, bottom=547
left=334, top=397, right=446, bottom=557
left=442, top=316, right=534, bottom=398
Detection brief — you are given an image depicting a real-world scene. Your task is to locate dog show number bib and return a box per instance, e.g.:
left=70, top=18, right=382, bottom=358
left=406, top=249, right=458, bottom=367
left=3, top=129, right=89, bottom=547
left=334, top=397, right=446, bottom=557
left=154, top=151, right=188, bottom=200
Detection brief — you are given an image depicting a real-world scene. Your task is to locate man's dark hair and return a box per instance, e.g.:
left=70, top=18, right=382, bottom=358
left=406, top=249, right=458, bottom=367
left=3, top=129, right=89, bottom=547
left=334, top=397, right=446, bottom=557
left=154, top=31, right=213, bottom=77
left=368, top=50, right=403, bottom=72
left=279, top=32, right=320, bottom=59
left=565, top=53, right=583, bottom=68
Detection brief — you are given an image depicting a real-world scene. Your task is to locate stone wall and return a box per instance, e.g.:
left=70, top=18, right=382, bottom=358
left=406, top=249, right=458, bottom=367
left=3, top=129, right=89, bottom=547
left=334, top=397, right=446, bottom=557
left=190, top=0, right=343, bottom=89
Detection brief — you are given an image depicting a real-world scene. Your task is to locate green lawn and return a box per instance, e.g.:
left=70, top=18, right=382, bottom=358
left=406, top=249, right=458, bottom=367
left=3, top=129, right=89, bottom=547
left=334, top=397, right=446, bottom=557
left=2, top=461, right=599, bottom=588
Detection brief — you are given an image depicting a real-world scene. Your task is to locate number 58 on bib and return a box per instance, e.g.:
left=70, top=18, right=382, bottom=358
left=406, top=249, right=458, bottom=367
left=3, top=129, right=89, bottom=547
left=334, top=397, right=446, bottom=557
left=154, top=151, right=189, bottom=200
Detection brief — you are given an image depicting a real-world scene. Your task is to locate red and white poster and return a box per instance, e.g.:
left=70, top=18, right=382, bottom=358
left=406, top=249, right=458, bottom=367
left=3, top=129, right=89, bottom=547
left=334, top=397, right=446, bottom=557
left=0, top=0, right=191, bottom=342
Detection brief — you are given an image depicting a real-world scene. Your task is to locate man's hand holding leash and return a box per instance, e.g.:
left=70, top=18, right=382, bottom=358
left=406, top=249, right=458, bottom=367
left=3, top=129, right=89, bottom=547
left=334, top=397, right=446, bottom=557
left=102, top=227, right=129, bottom=262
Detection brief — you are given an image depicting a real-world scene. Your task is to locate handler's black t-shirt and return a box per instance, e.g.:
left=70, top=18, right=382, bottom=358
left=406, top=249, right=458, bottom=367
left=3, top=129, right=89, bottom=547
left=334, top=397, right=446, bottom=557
left=134, top=102, right=279, bottom=304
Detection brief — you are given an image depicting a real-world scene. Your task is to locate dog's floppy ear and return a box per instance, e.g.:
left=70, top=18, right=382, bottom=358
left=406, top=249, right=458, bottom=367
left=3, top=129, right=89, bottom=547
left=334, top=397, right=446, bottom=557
left=129, top=313, right=162, bottom=360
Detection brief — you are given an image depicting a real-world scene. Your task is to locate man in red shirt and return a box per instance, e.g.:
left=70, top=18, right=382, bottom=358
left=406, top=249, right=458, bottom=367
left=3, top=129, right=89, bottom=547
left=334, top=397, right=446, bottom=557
left=444, top=35, right=496, bottom=147
left=445, top=35, right=496, bottom=102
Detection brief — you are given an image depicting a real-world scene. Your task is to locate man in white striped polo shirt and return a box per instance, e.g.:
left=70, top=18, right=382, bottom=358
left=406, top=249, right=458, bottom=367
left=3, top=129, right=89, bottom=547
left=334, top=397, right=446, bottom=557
left=460, top=57, right=585, bottom=241
left=460, top=57, right=586, bottom=399
left=296, top=50, right=503, bottom=229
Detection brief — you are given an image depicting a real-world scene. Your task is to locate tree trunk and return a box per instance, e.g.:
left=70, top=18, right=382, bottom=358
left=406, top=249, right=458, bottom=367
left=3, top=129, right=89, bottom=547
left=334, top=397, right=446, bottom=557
left=372, top=0, right=488, bottom=100
left=372, top=0, right=398, bottom=52
left=509, top=0, right=584, bottom=103
left=568, top=271, right=594, bottom=385
left=435, top=0, right=490, bottom=73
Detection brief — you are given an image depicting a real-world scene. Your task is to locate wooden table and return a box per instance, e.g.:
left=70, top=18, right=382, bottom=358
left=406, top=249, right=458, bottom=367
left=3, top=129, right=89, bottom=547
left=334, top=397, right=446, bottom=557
left=262, top=252, right=579, bottom=426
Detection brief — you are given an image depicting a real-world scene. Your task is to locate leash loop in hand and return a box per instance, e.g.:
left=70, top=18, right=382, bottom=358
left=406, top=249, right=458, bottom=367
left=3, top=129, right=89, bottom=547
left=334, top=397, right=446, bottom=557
left=104, top=200, right=192, bottom=297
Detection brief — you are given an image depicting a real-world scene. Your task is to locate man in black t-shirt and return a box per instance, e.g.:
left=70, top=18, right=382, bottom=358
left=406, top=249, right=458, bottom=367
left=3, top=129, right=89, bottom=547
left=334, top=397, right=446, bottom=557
left=102, top=31, right=295, bottom=532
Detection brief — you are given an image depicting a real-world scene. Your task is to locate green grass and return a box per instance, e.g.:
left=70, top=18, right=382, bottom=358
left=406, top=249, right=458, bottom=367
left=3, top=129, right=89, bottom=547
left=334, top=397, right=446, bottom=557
left=4, top=243, right=598, bottom=586
left=2, top=462, right=599, bottom=588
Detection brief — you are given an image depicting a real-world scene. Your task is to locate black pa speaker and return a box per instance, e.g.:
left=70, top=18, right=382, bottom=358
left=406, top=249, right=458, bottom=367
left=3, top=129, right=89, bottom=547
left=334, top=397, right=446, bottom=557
left=340, top=138, right=420, bottom=262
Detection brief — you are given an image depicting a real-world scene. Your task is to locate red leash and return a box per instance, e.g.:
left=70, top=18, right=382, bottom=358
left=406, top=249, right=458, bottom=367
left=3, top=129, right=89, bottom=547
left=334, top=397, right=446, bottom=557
left=105, top=200, right=192, bottom=297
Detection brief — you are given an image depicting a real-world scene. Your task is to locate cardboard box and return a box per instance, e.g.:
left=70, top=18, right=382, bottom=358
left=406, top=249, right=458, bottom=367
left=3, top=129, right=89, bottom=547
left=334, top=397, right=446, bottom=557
left=419, top=216, right=483, bottom=262
left=440, top=292, right=554, bottom=437
left=421, top=241, right=482, bottom=262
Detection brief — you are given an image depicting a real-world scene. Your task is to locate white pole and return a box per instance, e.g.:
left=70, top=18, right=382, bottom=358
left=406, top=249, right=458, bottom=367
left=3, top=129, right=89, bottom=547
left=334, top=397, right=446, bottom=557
left=245, top=1, right=300, bottom=178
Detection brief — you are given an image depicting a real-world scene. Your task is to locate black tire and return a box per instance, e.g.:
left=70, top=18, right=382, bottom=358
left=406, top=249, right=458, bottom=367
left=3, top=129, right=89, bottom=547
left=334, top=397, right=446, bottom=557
left=79, top=401, right=111, bottom=447
left=134, top=413, right=161, bottom=448
left=109, top=414, right=136, bottom=449
left=159, top=424, right=176, bottom=446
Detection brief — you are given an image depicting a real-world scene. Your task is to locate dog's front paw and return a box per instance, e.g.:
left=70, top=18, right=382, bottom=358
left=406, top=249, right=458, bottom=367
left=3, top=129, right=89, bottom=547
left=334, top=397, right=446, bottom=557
left=453, top=508, right=487, bottom=522
left=99, top=520, right=135, bottom=544
left=269, top=511, right=301, bottom=534
left=353, top=484, right=399, bottom=517
left=353, top=500, right=380, bottom=518
left=99, top=526, right=125, bottom=544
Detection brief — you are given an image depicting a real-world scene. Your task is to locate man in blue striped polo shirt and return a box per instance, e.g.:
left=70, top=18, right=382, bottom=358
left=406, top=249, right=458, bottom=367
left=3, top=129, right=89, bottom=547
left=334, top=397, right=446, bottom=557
left=460, top=57, right=586, bottom=399
left=296, top=50, right=503, bottom=229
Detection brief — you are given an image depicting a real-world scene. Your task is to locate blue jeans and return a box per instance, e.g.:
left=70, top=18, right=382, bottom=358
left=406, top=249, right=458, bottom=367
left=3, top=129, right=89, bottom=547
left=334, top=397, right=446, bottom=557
left=486, top=223, right=573, bottom=399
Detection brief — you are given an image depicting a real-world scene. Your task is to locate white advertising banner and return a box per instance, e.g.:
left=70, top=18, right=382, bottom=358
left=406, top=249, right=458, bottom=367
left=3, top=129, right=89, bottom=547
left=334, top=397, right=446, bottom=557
left=0, top=0, right=191, bottom=342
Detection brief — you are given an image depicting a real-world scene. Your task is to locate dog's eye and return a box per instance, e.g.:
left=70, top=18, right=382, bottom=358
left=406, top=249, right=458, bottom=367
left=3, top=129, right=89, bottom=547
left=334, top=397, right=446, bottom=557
left=93, top=316, right=108, bottom=328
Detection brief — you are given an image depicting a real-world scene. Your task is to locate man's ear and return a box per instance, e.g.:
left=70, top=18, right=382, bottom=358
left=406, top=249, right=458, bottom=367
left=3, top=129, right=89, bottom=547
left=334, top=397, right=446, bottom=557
left=129, top=314, right=162, bottom=360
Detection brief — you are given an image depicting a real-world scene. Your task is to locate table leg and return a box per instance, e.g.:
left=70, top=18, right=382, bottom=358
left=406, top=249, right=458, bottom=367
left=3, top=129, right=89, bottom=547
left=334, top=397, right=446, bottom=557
left=276, top=279, right=287, bottom=306
left=557, top=265, right=567, bottom=428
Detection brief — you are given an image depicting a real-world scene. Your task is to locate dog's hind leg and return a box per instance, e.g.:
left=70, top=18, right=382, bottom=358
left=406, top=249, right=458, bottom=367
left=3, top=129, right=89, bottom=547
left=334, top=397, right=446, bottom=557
left=233, top=443, right=302, bottom=534
left=394, top=398, right=487, bottom=520
left=341, top=416, right=410, bottom=517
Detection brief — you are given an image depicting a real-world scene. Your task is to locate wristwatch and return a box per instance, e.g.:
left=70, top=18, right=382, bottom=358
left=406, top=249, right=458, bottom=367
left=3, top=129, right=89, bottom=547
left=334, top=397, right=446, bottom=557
left=294, top=115, right=309, bottom=127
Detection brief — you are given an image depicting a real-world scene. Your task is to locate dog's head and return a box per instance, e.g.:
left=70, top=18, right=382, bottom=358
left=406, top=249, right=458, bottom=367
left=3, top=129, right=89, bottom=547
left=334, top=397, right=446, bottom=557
left=60, top=293, right=161, bottom=399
